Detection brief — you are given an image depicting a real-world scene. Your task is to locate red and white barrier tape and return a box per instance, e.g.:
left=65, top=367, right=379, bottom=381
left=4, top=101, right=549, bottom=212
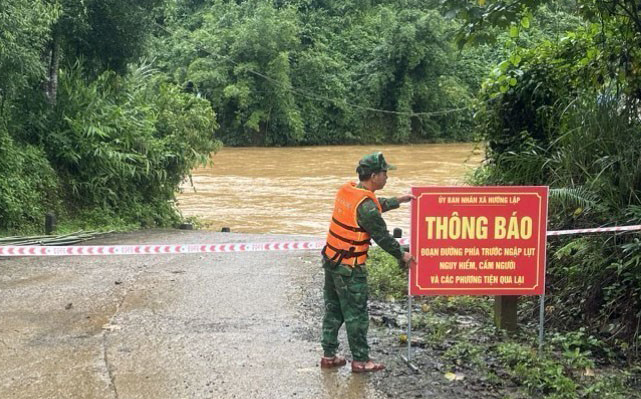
left=546, top=224, right=641, bottom=236
left=0, top=226, right=639, bottom=257
left=0, top=240, right=327, bottom=257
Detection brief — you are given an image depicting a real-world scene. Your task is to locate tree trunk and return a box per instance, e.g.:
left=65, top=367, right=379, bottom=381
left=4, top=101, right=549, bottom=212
left=45, top=33, right=60, bottom=106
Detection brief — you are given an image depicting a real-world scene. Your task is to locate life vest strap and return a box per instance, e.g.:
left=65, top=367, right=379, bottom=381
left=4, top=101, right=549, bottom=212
left=321, top=245, right=341, bottom=262
left=331, top=217, right=365, bottom=233
left=325, top=242, right=367, bottom=258
left=328, top=230, right=371, bottom=246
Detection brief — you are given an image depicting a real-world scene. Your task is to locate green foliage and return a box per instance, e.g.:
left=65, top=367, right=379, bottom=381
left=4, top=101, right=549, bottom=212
left=539, top=108, right=641, bottom=318
left=459, top=4, right=584, bottom=186
left=493, top=336, right=635, bottom=399
left=477, top=49, right=573, bottom=170
left=159, top=0, right=305, bottom=146
left=0, top=0, right=223, bottom=232
left=467, top=1, right=641, bottom=357
left=366, top=248, right=407, bottom=300
left=0, top=0, right=499, bottom=233
left=443, top=340, right=484, bottom=368
left=54, top=0, right=164, bottom=74
left=0, top=0, right=57, bottom=101
left=0, top=0, right=58, bottom=135
left=0, top=126, right=60, bottom=233
left=440, top=0, right=547, bottom=47
left=429, top=294, right=493, bottom=315
left=400, top=293, right=637, bottom=398
left=496, top=342, right=580, bottom=398
left=548, top=328, right=605, bottom=360
left=43, top=61, right=220, bottom=226
left=55, top=208, right=140, bottom=233
left=352, top=7, right=475, bottom=142
left=417, top=313, right=460, bottom=343
left=153, top=0, right=488, bottom=145
left=477, top=95, right=641, bottom=356
left=548, top=187, right=597, bottom=219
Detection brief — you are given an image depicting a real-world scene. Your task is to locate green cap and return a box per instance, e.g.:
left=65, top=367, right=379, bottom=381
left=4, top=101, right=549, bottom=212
left=356, top=152, right=396, bottom=174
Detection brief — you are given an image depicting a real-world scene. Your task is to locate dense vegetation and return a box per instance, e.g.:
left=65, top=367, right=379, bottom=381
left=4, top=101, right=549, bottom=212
left=447, top=0, right=641, bottom=360
left=153, top=0, right=497, bottom=145
left=368, top=248, right=639, bottom=398
left=363, top=1, right=641, bottom=396
left=1, top=0, right=503, bottom=233
left=0, top=0, right=220, bottom=233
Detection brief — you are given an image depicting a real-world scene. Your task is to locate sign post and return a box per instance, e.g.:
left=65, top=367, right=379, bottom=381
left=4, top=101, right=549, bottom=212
left=407, top=186, right=548, bottom=359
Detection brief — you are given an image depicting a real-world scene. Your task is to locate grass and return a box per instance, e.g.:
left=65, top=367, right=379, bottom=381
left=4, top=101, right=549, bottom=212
left=366, top=247, right=641, bottom=398
left=366, top=248, right=407, bottom=300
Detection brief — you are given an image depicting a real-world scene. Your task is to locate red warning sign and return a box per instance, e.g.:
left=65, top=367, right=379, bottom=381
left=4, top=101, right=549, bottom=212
left=410, top=186, right=548, bottom=296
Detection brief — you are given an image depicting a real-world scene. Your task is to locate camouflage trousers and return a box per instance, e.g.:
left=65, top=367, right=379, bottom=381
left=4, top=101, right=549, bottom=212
left=321, top=260, right=370, bottom=362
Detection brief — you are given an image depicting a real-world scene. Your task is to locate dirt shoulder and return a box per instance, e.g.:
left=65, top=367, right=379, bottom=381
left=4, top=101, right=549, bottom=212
left=297, top=259, right=518, bottom=399
left=297, top=254, right=641, bottom=399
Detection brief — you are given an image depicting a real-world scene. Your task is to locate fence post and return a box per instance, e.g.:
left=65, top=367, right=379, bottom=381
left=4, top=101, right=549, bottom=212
left=494, top=295, right=519, bottom=332
left=45, top=212, right=56, bottom=235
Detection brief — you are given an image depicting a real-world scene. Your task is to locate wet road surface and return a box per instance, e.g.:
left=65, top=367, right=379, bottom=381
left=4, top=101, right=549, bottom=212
left=0, top=230, right=385, bottom=399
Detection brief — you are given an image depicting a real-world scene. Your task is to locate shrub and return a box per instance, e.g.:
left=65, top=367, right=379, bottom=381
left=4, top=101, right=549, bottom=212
left=0, top=126, right=60, bottom=233
left=366, top=248, right=407, bottom=300
left=42, top=62, right=220, bottom=227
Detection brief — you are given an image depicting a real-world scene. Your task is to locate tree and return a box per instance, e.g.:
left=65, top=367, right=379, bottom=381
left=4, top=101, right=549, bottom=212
left=44, top=0, right=163, bottom=104
left=0, top=0, right=57, bottom=111
left=46, top=62, right=219, bottom=216
left=170, top=0, right=304, bottom=145
left=154, top=0, right=486, bottom=144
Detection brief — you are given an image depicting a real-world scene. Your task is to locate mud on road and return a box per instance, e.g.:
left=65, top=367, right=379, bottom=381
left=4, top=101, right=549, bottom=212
left=296, top=254, right=525, bottom=399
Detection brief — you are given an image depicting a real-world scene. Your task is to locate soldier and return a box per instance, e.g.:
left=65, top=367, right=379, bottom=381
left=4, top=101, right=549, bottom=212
left=320, top=152, right=415, bottom=373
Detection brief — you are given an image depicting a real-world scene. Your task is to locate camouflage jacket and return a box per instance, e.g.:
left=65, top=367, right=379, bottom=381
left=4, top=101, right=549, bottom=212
left=356, top=194, right=403, bottom=261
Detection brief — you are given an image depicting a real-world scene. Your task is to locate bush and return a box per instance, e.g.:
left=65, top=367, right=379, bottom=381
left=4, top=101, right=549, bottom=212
left=0, top=126, right=60, bottom=233
left=42, top=62, right=220, bottom=227
left=366, top=248, right=407, bottom=300
left=496, top=341, right=580, bottom=399
left=474, top=63, right=641, bottom=356
left=494, top=336, right=633, bottom=399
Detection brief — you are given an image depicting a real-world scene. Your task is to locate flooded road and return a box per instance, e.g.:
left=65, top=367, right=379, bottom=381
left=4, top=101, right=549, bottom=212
left=177, top=144, right=482, bottom=236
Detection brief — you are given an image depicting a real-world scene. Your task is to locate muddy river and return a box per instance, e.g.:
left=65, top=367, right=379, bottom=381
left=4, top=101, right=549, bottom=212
left=177, top=144, right=483, bottom=237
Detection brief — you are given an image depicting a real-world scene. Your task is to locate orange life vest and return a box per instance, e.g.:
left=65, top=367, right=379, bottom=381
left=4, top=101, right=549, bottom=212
left=323, top=182, right=382, bottom=267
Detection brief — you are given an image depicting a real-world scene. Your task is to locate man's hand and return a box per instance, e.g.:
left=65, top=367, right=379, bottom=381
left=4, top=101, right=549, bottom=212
left=397, top=194, right=416, bottom=204
left=401, top=251, right=416, bottom=267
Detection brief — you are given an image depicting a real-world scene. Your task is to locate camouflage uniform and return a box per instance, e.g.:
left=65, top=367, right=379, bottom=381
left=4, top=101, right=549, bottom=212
left=321, top=153, right=405, bottom=362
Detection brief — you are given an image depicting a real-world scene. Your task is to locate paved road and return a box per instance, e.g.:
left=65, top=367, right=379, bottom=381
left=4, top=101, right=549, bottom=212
left=0, top=230, right=385, bottom=399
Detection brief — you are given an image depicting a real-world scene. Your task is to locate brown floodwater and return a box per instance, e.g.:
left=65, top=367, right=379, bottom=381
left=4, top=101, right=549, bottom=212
left=177, top=144, right=483, bottom=237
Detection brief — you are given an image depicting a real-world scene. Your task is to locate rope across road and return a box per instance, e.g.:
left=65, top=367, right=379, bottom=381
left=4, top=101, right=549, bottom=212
left=0, top=225, right=640, bottom=257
